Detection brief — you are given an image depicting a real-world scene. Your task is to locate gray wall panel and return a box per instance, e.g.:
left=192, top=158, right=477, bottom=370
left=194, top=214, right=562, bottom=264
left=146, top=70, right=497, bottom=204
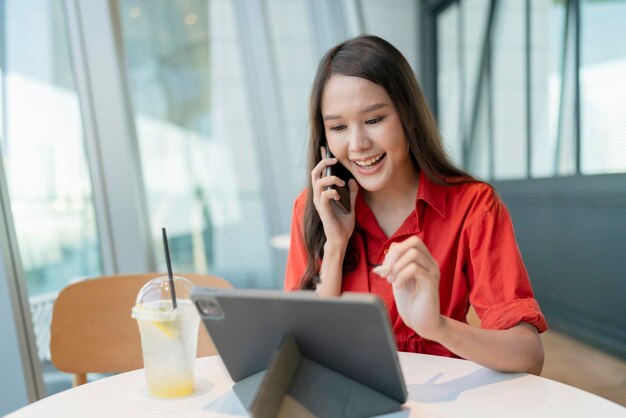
left=494, top=174, right=626, bottom=359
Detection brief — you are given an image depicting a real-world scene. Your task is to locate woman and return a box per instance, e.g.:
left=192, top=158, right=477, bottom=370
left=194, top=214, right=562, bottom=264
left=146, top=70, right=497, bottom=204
left=285, top=35, right=547, bottom=374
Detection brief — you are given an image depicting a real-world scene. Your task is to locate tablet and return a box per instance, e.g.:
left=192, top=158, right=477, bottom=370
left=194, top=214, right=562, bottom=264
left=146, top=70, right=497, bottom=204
left=190, top=288, right=407, bottom=403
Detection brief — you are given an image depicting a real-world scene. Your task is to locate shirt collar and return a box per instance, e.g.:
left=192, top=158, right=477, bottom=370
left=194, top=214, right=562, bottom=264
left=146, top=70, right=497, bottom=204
left=416, top=170, right=447, bottom=219
left=354, top=170, right=447, bottom=231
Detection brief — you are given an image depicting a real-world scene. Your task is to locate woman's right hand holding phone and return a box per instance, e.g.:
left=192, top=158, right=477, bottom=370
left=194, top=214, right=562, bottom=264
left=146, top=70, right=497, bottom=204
left=311, top=146, right=359, bottom=250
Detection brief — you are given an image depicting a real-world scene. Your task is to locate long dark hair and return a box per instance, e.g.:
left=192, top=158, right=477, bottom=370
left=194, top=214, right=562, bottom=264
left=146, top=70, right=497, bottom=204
left=300, top=35, right=473, bottom=290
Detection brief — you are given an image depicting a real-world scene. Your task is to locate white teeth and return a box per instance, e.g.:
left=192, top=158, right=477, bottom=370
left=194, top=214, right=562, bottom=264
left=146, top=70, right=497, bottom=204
left=354, top=154, right=385, bottom=167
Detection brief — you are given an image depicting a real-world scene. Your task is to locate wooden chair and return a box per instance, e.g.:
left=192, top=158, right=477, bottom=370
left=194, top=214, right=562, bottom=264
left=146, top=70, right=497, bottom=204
left=50, top=273, right=232, bottom=386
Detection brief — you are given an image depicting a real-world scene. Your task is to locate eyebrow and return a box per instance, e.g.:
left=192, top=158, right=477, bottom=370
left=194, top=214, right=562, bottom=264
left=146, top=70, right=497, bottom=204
left=323, top=103, right=389, bottom=121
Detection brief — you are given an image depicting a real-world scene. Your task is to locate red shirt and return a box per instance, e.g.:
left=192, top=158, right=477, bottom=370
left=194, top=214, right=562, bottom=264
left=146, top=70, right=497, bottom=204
left=284, top=171, right=548, bottom=358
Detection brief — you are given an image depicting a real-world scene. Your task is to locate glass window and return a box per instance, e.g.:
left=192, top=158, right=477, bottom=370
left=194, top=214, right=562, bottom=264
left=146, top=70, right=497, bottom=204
left=436, top=0, right=493, bottom=178
left=530, top=0, right=575, bottom=177
left=436, top=0, right=588, bottom=179
left=265, top=0, right=316, bottom=199
left=460, top=0, right=491, bottom=178
left=492, top=1, right=526, bottom=180
left=580, top=0, right=626, bottom=175
left=1, top=0, right=102, bottom=395
left=117, top=0, right=274, bottom=288
left=466, top=75, right=491, bottom=180
left=360, top=0, right=419, bottom=71
left=437, top=3, right=463, bottom=166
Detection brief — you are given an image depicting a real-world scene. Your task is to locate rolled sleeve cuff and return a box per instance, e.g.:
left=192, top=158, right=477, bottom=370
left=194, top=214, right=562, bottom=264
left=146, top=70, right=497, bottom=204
left=480, top=298, right=548, bottom=333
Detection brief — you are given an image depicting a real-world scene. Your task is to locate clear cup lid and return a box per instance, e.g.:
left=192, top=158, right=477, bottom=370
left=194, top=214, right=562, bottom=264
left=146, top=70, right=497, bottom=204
left=131, top=276, right=194, bottom=321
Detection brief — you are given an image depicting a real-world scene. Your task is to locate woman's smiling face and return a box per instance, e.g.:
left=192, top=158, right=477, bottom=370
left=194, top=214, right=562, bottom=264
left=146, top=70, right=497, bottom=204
left=321, top=74, right=414, bottom=193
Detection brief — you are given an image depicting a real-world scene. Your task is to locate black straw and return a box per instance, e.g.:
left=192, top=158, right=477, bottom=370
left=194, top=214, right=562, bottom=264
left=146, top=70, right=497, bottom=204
left=162, top=227, right=177, bottom=310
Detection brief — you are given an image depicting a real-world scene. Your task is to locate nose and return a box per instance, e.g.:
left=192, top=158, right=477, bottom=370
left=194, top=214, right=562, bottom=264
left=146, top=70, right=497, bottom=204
left=348, top=124, right=370, bottom=152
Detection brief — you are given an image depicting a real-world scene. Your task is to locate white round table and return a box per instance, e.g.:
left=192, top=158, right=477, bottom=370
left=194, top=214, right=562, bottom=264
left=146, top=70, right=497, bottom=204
left=8, top=353, right=624, bottom=417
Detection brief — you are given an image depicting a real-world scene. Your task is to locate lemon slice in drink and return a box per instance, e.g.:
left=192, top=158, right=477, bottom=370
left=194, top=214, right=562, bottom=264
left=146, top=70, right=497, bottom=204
left=152, top=320, right=178, bottom=338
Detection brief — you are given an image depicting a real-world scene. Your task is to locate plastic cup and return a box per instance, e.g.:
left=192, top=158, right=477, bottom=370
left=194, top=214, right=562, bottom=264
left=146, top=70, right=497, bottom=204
left=131, top=276, right=200, bottom=398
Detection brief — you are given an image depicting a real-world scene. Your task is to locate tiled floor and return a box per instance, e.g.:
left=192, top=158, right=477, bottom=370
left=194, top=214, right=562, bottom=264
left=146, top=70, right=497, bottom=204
left=541, top=330, right=626, bottom=407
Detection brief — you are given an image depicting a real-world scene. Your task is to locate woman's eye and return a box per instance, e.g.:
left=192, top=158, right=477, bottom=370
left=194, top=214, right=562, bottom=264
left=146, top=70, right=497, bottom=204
left=365, top=117, right=384, bottom=125
left=330, top=125, right=346, bottom=132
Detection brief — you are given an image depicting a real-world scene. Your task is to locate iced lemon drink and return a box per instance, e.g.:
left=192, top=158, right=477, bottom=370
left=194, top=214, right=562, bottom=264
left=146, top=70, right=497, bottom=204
left=131, top=277, right=200, bottom=398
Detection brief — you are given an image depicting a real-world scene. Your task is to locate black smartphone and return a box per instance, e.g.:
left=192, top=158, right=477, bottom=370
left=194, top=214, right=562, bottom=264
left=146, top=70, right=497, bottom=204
left=324, top=146, right=352, bottom=213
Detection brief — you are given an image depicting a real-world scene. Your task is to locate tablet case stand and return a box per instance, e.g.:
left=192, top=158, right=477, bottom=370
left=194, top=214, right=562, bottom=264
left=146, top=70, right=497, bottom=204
left=232, top=335, right=402, bottom=418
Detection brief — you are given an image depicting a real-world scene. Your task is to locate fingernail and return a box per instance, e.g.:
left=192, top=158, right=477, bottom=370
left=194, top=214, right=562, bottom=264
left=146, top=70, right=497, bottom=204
left=373, top=265, right=391, bottom=277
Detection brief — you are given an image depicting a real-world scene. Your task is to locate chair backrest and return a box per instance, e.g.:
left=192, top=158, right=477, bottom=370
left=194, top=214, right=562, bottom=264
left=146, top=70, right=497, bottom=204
left=50, top=273, right=232, bottom=386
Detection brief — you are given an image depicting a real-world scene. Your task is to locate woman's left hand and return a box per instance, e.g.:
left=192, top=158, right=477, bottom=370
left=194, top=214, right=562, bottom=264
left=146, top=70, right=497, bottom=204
left=377, top=236, right=444, bottom=341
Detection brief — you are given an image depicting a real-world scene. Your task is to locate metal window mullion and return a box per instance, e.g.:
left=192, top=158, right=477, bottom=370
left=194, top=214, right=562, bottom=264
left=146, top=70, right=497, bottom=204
left=0, top=152, right=45, bottom=406
left=233, top=0, right=292, bottom=284
left=419, top=0, right=439, bottom=119
left=554, top=0, right=572, bottom=176
left=65, top=0, right=155, bottom=274
left=432, top=0, right=458, bottom=15
left=63, top=0, right=116, bottom=275
left=574, top=0, right=581, bottom=175
left=458, top=0, right=466, bottom=165
left=430, top=9, right=439, bottom=119
left=0, top=3, right=44, bottom=398
left=487, top=29, right=494, bottom=180
left=525, top=0, right=532, bottom=178
left=463, top=0, right=499, bottom=171
left=342, top=0, right=365, bottom=37
left=307, top=0, right=348, bottom=59
left=0, top=157, right=45, bottom=405
left=0, top=0, right=5, bottom=152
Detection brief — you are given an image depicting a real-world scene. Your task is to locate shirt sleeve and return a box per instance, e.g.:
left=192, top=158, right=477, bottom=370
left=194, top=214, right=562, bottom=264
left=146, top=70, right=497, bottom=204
left=465, top=188, right=548, bottom=333
left=284, top=190, right=309, bottom=291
